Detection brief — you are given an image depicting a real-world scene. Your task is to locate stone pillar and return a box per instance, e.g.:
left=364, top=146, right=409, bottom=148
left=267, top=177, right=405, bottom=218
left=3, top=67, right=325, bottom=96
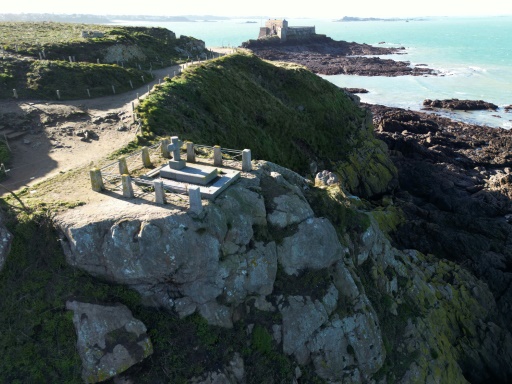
left=168, top=136, right=186, bottom=170
left=141, top=147, right=152, bottom=167
left=186, top=142, right=196, bottom=163
left=213, top=145, right=222, bottom=167
left=188, top=186, right=202, bottom=214
left=242, top=149, right=252, bottom=172
left=154, top=180, right=165, bottom=204
left=122, top=175, right=134, bottom=198
left=161, top=139, right=170, bottom=158
left=89, top=168, right=104, bottom=192
left=118, top=156, right=129, bottom=175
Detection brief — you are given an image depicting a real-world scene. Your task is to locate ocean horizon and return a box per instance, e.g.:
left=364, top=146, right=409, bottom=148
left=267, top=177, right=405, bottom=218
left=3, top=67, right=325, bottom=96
left=111, top=16, right=512, bottom=129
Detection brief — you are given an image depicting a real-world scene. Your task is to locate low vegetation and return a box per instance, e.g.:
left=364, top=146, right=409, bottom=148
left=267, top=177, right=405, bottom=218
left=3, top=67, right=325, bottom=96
left=136, top=52, right=396, bottom=196
left=0, top=22, right=208, bottom=100
left=0, top=48, right=402, bottom=383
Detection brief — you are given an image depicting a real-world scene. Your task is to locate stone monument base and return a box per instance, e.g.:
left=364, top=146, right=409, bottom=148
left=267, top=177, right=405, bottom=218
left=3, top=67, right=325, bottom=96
left=159, top=164, right=218, bottom=186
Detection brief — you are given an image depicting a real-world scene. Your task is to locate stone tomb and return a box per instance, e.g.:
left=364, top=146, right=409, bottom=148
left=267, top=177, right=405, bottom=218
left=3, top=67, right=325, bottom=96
left=159, top=136, right=240, bottom=199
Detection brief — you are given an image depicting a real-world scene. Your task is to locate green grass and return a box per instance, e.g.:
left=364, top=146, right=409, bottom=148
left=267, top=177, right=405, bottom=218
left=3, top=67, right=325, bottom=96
left=0, top=205, right=142, bottom=383
left=0, top=22, right=208, bottom=100
left=0, top=201, right=321, bottom=383
left=136, top=53, right=396, bottom=197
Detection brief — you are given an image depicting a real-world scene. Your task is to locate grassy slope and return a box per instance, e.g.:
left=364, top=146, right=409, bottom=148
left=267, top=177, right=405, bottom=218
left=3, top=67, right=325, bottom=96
left=0, top=22, right=206, bottom=99
left=137, top=53, right=397, bottom=197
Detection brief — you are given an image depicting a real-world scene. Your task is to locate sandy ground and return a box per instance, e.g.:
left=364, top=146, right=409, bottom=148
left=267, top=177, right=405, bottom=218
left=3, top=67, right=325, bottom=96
left=0, top=63, right=186, bottom=202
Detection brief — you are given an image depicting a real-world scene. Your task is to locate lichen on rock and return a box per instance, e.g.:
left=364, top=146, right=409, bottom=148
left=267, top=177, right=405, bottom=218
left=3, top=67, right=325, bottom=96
left=65, top=301, right=153, bottom=383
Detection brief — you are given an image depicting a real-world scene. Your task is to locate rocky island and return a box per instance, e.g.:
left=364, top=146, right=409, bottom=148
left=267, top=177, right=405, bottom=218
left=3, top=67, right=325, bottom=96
left=242, top=18, right=436, bottom=76
left=423, top=98, right=499, bottom=111
left=0, top=21, right=511, bottom=384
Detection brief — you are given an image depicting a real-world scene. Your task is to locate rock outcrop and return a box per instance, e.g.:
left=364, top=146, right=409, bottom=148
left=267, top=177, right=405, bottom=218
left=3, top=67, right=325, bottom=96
left=370, top=104, right=512, bottom=334
left=56, top=160, right=512, bottom=382
left=245, top=39, right=436, bottom=77
left=66, top=301, right=153, bottom=383
left=423, top=98, right=499, bottom=111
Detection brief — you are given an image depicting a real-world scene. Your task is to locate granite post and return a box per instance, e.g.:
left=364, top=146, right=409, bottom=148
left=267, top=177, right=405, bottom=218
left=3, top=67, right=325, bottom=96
left=188, top=186, right=202, bottom=214
left=186, top=142, right=196, bottom=163
left=89, top=168, right=104, bottom=192
left=141, top=147, right=152, bottom=167
left=213, top=145, right=222, bottom=167
left=122, top=175, right=134, bottom=198
left=161, top=139, right=170, bottom=158
left=242, top=149, right=252, bottom=172
left=154, top=180, right=165, bottom=204
left=118, top=156, right=129, bottom=175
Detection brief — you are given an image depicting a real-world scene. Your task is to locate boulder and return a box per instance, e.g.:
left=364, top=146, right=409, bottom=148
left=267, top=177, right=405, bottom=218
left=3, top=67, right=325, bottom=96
left=266, top=192, right=314, bottom=229
left=66, top=301, right=153, bottom=383
left=423, top=98, right=498, bottom=111
left=280, top=285, right=339, bottom=364
left=277, top=218, right=346, bottom=275
left=308, top=309, right=385, bottom=381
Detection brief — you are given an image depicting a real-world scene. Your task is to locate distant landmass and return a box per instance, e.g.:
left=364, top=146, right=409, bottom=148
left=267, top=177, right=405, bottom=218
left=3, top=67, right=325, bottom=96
left=0, top=13, right=110, bottom=23
left=334, top=16, right=425, bottom=22
left=0, top=13, right=231, bottom=23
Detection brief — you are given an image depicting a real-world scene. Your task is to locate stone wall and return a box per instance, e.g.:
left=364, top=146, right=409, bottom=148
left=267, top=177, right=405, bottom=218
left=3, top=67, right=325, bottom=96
left=287, top=26, right=316, bottom=38
left=258, top=20, right=315, bottom=42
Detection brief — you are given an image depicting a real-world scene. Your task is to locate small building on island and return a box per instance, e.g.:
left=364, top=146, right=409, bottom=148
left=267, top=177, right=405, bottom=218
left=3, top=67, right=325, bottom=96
left=258, top=19, right=316, bottom=42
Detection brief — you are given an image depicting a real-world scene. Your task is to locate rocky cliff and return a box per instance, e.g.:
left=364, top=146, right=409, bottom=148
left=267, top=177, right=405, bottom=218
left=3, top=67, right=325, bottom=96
left=55, top=161, right=512, bottom=383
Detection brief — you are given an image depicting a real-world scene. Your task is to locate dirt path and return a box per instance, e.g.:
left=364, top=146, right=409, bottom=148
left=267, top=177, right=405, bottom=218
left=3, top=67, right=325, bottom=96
left=0, top=63, right=184, bottom=198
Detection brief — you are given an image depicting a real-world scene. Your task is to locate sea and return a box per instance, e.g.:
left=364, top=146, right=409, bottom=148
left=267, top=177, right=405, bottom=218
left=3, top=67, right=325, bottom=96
left=112, top=16, right=512, bottom=129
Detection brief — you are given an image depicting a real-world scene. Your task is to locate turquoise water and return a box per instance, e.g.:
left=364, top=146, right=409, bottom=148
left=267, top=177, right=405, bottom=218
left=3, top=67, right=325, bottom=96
left=113, top=16, right=512, bottom=128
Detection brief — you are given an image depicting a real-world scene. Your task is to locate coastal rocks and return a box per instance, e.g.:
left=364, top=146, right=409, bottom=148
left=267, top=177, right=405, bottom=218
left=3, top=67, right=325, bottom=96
left=315, top=170, right=340, bottom=186
left=368, top=104, right=512, bottom=330
left=0, top=219, right=13, bottom=272
left=277, top=218, right=346, bottom=275
left=65, top=301, right=153, bottom=383
left=309, top=309, right=384, bottom=382
left=423, top=98, right=498, bottom=111
left=265, top=172, right=314, bottom=228
left=280, top=286, right=339, bottom=364
left=376, top=110, right=439, bottom=134
left=343, top=87, right=369, bottom=94
left=56, top=166, right=341, bottom=326
left=336, top=138, right=399, bottom=198
left=246, top=39, right=436, bottom=77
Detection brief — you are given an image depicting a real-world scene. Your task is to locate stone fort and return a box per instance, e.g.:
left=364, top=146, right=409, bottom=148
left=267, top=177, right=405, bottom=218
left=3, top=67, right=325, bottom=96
left=258, top=19, right=316, bottom=42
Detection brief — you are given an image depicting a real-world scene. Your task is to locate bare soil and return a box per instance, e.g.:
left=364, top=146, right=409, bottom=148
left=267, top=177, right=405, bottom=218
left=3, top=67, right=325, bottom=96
left=0, top=64, right=183, bottom=203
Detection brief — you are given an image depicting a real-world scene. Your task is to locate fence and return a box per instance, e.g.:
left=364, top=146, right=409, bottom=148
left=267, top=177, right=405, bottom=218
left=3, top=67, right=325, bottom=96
left=2, top=49, right=225, bottom=101
left=89, top=137, right=252, bottom=211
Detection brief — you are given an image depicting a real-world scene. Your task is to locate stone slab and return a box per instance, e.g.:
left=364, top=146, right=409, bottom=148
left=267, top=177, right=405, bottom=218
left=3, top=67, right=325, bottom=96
left=155, top=168, right=240, bottom=200
left=160, top=164, right=218, bottom=186
left=200, top=169, right=241, bottom=199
